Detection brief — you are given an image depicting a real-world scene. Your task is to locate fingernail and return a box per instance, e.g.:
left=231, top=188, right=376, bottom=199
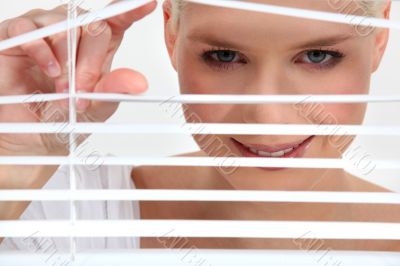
left=46, top=61, right=61, bottom=78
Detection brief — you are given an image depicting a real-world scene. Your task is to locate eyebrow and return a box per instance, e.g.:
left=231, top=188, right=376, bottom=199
left=187, top=32, right=356, bottom=51
left=294, top=34, right=357, bottom=49
left=187, top=32, right=249, bottom=50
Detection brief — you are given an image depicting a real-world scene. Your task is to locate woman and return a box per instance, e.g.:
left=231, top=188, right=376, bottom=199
left=0, top=0, right=399, bottom=251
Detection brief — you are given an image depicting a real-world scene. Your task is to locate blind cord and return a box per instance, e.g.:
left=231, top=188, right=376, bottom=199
left=67, top=0, right=78, bottom=261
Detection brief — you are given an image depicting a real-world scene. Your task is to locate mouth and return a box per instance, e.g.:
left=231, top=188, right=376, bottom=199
left=231, top=136, right=315, bottom=171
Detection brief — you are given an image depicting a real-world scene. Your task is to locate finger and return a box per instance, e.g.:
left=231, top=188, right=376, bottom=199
left=0, top=9, right=44, bottom=54
left=0, top=19, right=11, bottom=42
left=7, top=18, right=61, bottom=78
left=107, top=0, right=157, bottom=36
left=0, top=19, right=12, bottom=44
left=52, top=31, right=71, bottom=94
left=75, top=22, right=112, bottom=112
left=41, top=24, right=81, bottom=94
left=0, top=20, right=20, bottom=55
left=9, top=10, right=77, bottom=93
left=79, top=68, right=148, bottom=121
left=40, top=5, right=84, bottom=89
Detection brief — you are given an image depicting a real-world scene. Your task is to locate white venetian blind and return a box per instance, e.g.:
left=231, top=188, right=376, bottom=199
left=0, top=0, right=399, bottom=265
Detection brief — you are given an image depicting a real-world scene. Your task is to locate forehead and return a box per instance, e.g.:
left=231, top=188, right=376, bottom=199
left=180, top=0, right=364, bottom=51
left=180, top=0, right=366, bottom=26
left=241, top=0, right=363, bottom=12
left=182, top=0, right=366, bottom=15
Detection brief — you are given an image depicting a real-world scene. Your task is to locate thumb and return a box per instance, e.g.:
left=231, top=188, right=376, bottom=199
left=106, top=0, right=158, bottom=36
left=77, top=68, right=148, bottom=122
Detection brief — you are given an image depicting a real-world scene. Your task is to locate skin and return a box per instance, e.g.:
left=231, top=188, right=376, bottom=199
left=133, top=0, right=400, bottom=250
left=0, top=0, right=157, bottom=240
left=0, top=0, right=398, bottom=250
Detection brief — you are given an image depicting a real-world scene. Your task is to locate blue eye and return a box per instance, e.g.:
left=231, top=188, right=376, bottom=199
left=211, top=50, right=240, bottom=63
left=202, top=49, right=247, bottom=71
left=300, top=49, right=344, bottom=65
left=306, top=50, right=330, bottom=63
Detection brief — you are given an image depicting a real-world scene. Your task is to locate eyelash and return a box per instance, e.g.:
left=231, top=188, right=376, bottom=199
left=201, top=47, right=345, bottom=71
left=201, top=47, right=248, bottom=71
left=295, top=48, right=345, bottom=69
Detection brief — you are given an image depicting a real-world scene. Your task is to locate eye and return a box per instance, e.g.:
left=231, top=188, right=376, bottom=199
left=211, top=50, right=241, bottom=63
left=296, top=49, right=344, bottom=68
left=202, top=48, right=247, bottom=71
left=306, top=50, right=330, bottom=63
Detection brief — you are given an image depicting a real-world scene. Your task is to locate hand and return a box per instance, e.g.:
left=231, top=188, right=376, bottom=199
left=0, top=0, right=157, bottom=156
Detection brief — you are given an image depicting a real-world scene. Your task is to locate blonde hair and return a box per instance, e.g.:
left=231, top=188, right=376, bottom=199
left=170, top=0, right=386, bottom=26
left=357, top=0, right=387, bottom=16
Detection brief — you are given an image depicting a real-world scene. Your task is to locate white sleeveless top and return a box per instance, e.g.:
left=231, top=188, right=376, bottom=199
left=0, top=163, right=141, bottom=251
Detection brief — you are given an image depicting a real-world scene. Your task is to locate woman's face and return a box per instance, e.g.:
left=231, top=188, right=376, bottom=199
left=163, top=0, right=389, bottom=188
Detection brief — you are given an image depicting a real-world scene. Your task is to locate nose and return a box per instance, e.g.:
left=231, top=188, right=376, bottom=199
left=240, top=64, right=300, bottom=125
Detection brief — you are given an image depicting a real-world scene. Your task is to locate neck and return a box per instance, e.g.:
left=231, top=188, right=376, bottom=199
left=216, top=167, right=350, bottom=191
left=206, top=167, right=355, bottom=221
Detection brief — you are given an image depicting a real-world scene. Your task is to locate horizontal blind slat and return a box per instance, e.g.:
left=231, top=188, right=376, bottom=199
left=1, top=220, right=400, bottom=239
left=1, top=250, right=399, bottom=266
left=2, top=93, right=400, bottom=105
left=0, top=123, right=399, bottom=135
left=78, top=93, right=400, bottom=103
left=0, top=190, right=399, bottom=204
left=0, top=156, right=398, bottom=169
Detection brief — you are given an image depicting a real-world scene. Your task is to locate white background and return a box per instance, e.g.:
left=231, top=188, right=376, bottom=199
left=1, top=0, right=399, bottom=191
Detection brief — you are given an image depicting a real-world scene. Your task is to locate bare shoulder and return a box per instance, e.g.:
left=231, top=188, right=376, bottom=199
left=344, top=173, right=400, bottom=225
left=345, top=172, right=393, bottom=192
left=131, top=150, right=214, bottom=189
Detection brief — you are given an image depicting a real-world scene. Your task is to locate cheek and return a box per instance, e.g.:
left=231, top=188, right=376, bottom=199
left=177, top=45, right=236, bottom=123
left=177, top=42, right=209, bottom=95
left=311, top=64, right=371, bottom=125
left=302, top=62, right=371, bottom=97
left=182, top=104, right=234, bottom=125
left=301, top=52, right=372, bottom=125
left=332, top=63, right=371, bottom=96
left=176, top=42, right=245, bottom=95
left=323, top=104, right=367, bottom=125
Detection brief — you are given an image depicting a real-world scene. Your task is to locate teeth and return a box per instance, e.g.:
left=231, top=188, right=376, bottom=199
left=270, top=150, right=285, bottom=157
left=250, top=148, right=259, bottom=154
left=248, top=146, right=295, bottom=157
left=258, top=150, right=271, bottom=156
left=283, top=148, right=293, bottom=153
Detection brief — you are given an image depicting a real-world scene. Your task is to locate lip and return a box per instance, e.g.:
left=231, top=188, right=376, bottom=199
left=231, top=136, right=315, bottom=171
